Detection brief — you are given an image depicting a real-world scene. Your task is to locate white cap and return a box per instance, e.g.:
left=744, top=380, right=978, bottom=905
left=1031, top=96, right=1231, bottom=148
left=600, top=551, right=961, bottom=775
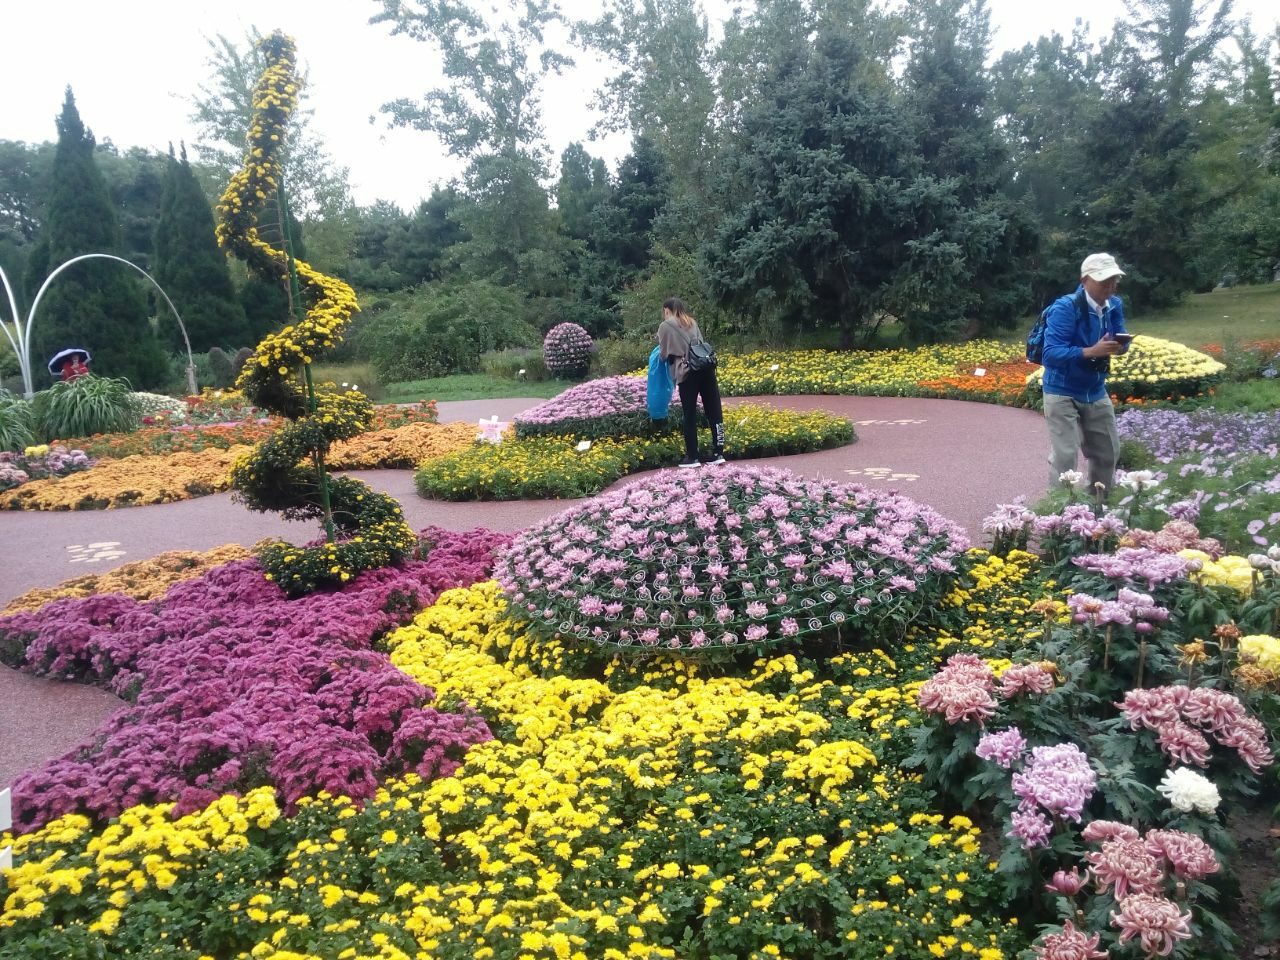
left=1081, top=253, right=1125, bottom=282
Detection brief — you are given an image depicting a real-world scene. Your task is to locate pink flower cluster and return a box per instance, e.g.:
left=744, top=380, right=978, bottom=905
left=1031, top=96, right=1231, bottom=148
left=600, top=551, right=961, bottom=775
left=1034, top=503, right=1127, bottom=542
left=1119, top=685, right=1274, bottom=773
left=918, top=654, right=996, bottom=724
left=976, top=727, right=1027, bottom=768
left=1066, top=588, right=1170, bottom=633
left=514, top=375, right=680, bottom=436
left=920, top=657, right=1056, bottom=727
left=0, top=527, right=511, bottom=833
left=1078, top=821, right=1212, bottom=957
left=1032, top=920, right=1109, bottom=960
left=1072, top=548, right=1195, bottom=592
left=1121, top=519, right=1222, bottom=558
left=1007, top=743, right=1097, bottom=848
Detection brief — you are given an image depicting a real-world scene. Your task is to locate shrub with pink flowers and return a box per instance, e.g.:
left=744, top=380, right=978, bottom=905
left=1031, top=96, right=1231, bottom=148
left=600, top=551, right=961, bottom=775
left=1029, top=821, right=1221, bottom=960
left=0, top=527, right=512, bottom=831
left=542, top=322, right=594, bottom=379
left=498, top=464, right=970, bottom=655
left=514, top=374, right=680, bottom=438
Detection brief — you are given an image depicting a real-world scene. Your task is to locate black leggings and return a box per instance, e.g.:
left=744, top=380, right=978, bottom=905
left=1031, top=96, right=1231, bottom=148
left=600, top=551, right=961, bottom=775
left=677, top=367, right=724, bottom=458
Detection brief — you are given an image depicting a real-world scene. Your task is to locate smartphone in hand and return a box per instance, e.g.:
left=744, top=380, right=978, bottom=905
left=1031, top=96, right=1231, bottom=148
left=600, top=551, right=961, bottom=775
left=1113, top=333, right=1134, bottom=343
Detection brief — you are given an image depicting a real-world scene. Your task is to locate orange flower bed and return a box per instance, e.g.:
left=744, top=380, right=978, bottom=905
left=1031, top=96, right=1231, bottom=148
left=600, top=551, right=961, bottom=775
left=56, top=420, right=281, bottom=460
left=327, top=421, right=477, bottom=470
left=0, top=447, right=250, bottom=511
left=1199, top=338, right=1280, bottom=357
left=918, top=360, right=1034, bottom=404
left=1, top=545, right=254, bottom=615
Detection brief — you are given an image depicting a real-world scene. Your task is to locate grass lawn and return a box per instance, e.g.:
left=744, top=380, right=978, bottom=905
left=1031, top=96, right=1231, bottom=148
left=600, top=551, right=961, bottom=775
left=380, top=373, right=579, bottom=403
left=1130, top=282, right=1280, bottom=348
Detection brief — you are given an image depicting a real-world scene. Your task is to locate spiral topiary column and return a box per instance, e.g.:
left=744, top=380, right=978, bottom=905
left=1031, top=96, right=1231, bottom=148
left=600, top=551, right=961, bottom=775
left=215, top=32, right=415, bottom=595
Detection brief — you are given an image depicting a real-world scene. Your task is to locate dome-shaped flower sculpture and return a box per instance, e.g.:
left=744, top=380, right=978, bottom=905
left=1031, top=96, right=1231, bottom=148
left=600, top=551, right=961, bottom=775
left=514, top=375, right=681, bottom=438
left=216, top=32, right=414, bottom=594
left=543, top=322, right=594, bottom=379
left=1027, top=335, right=1224, bottom=402
left=497, top=465, right=970, bottom=654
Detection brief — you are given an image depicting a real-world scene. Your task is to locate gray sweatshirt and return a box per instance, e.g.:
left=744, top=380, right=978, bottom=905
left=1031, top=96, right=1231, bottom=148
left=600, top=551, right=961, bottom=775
left=657, top=317, right=703, bottom=385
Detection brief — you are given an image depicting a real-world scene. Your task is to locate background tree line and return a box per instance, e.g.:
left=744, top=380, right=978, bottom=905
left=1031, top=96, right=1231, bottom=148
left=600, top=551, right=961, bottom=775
left=1, top=0, right=1278, bottom=390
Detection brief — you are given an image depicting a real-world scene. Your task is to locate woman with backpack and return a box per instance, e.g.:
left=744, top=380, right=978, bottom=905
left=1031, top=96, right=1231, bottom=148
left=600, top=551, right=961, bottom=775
left=657, top=296, right=725, bottom=468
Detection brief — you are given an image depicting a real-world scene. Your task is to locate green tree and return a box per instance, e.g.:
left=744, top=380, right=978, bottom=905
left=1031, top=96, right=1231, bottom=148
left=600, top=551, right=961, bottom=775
left=703, top=30, right=957, bottom=346
left=893, top=0, right=1036, bottom=338
left=371, top=0, right=572, bottom=310
left=990, top=26, right=1105, bottom=305
left=153, top=145, right=249, bottom=352
left=24, top=89, right=168, bottom=389
left=575, top=0, right=717, bottom=208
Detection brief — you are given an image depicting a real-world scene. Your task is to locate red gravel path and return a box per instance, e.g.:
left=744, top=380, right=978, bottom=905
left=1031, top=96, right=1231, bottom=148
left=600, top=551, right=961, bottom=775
left=0, top=395, right=1051, bottom=790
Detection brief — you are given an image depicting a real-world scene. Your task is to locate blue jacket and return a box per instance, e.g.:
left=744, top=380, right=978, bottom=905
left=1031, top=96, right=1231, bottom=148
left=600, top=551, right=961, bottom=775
left=1041, top=285, right=1129, bottom=402
left=647, top=345, right=675, bottom=419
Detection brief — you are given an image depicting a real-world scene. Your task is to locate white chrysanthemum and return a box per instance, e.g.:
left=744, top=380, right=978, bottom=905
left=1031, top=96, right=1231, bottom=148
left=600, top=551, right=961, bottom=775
left=1117, top=469, right=1158, bottom=492
left=1058, top=469, right=1084, bottom=487
left=1157, top=767, right=1221, bottom=815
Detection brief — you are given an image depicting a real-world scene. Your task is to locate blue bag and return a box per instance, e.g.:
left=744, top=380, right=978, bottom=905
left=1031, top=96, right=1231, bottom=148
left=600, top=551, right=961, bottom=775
left=647, top=345, right=674, bottom=420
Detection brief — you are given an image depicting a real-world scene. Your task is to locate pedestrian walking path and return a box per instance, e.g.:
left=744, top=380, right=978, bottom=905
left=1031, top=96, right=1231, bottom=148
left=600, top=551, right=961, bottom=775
left=0, top=395, right=1049, bottom=788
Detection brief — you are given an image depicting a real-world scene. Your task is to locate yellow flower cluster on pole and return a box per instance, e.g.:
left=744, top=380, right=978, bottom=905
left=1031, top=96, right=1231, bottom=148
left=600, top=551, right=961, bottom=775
left=215, top=31, right=415, bottom=594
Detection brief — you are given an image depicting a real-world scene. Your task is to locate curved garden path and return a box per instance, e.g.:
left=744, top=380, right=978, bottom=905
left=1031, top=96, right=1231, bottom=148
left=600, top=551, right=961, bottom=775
left=0, top=395, right=1050, bottom=789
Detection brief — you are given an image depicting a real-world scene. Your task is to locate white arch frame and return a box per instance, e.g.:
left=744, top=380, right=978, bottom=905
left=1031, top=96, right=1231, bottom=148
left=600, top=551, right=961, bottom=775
left=1, top=254, right=197, bottom=399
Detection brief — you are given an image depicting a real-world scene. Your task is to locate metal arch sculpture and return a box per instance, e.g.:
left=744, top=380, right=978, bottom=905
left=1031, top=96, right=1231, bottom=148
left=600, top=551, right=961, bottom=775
left=0, top=254, right=198, bottom=398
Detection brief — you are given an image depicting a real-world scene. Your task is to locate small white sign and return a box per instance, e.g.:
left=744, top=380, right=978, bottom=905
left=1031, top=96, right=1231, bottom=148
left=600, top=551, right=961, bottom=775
left=575, top=440, right=592, bottom=452
left=477, top=416, right=508, bottom=444
left=974, top=368, right=986, bottom=377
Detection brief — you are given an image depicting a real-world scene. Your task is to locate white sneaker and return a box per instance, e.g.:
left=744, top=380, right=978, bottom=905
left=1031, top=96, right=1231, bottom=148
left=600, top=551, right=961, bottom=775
left=678, top=457, right=701, bottom=469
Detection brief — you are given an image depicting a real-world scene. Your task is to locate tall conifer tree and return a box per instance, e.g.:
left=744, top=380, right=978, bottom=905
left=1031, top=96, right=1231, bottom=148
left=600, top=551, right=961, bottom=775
left=153, top=144, right=249, bottom=352
left=25, top=89, right=168, bottom=388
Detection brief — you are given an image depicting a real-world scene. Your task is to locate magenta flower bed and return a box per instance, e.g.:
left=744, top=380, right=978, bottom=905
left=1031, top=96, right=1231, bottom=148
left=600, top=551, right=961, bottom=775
left=513, top=375, right=686, bottom=439
left=0, top=527, right=512, bottom=833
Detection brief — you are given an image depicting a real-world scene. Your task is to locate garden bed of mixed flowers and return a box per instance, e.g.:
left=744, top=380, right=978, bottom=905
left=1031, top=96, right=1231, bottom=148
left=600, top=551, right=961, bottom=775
left=419, top=388, right=855, bottom=500
left=1, top=460, right=1277, bottom=959
left=654, top=335, right=1225, bottom=408
left=0, top=401, right=458, bottom=511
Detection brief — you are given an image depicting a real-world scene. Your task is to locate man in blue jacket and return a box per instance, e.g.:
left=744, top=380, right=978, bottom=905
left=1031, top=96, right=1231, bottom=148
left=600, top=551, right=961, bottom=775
left=1041, top=252, right=1130, bottom=495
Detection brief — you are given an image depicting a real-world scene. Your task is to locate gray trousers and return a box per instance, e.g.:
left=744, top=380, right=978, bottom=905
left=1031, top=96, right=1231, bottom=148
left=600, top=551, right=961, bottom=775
left=1044, top=393, right=1120, bottom=493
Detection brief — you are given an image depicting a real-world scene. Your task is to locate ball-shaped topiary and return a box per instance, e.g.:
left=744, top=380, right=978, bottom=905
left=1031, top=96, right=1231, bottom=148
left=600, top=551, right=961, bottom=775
left=497, top=465, right=970, bottom=655
left=542, top=322, right=594, bottom=379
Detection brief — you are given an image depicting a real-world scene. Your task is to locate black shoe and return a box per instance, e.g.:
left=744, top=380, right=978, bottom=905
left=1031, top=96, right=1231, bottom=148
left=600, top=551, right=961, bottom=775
left=678, top=457, right=701, bottom=469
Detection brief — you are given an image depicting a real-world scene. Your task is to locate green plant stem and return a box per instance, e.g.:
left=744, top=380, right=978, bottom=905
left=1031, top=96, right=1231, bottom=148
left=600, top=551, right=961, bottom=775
left=280, top=182, right=336, bottom=544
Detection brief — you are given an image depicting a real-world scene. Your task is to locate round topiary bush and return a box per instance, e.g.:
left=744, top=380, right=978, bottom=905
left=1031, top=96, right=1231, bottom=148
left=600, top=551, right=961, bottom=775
left=542, top=322, right=594, bottom=379
left=497, top=465, right=970, bottom=654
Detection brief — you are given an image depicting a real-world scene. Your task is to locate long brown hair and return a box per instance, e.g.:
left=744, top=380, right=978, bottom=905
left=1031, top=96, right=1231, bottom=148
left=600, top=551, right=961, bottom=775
left=663, top=296, right=695, bottom=330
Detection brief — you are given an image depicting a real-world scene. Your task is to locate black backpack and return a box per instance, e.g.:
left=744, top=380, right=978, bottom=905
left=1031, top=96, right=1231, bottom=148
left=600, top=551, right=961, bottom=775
left=687, top=339, right=718, bottom=373
left=1026, top=291, right=1087, bottom=365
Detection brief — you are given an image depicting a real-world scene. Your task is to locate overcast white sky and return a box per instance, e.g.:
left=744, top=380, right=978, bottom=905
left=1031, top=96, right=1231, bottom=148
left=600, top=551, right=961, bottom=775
left=3, top=0, right=1275, bottom=210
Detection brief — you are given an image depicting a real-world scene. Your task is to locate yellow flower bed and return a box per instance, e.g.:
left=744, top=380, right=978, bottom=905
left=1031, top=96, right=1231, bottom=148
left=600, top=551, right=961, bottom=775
left=1, top=545, right=253, bottom=615
left=417, top=404, right=855, bottom=500
left=0, top=447, right=249, bottom=510
left=327, top=421, right=477, bottom=470
left=1026, top=334, right=1224, bottom=401
left=714, top=341, right=1019, bottom=397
